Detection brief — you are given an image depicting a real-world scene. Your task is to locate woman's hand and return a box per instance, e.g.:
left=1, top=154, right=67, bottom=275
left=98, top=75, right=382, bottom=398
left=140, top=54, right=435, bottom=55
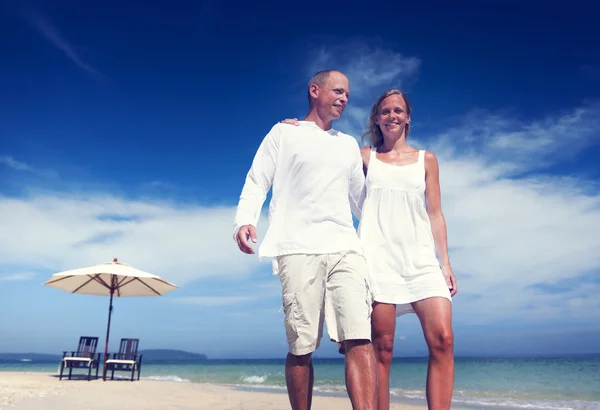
left=442, top=265, right=458, bottom=297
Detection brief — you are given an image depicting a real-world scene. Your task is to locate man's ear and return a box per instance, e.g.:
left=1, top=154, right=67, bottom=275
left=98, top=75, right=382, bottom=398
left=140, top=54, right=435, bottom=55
left=309, top=84, right=319, bottom=100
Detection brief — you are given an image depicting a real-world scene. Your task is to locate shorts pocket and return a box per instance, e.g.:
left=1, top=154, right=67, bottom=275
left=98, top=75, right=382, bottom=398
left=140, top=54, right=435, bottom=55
left=282, top=292, right=299, bottom=343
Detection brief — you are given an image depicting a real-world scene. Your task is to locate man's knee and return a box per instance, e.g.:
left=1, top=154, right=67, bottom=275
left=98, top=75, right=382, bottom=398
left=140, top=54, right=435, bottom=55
left=373, top=333, right=394, bottom=364
left=287, top=352, right=312, bottom=366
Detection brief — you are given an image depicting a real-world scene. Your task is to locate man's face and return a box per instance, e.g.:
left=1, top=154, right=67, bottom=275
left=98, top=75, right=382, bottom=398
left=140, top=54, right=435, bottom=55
left=313, top=72, right=350, bottom=120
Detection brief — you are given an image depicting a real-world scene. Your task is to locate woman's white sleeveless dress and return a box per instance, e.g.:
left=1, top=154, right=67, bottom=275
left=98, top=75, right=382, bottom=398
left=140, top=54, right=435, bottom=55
left=358, top=147, right=451, bottom=316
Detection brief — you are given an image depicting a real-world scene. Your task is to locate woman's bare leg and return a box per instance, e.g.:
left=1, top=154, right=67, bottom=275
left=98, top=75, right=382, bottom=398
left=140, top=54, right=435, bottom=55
left=412, top=297, right=454, bottom=410
left=371, top=302, right=397, bottom=410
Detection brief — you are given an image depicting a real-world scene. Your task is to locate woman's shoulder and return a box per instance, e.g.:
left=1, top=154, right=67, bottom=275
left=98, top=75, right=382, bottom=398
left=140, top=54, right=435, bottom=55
left=422, top=150, right=437, bottom=163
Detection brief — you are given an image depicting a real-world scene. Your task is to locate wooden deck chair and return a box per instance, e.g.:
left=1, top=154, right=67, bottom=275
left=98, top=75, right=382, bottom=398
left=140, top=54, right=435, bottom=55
left=59, top=336, right=100, bottom=381
left=105, top=338, right=143, bottom=381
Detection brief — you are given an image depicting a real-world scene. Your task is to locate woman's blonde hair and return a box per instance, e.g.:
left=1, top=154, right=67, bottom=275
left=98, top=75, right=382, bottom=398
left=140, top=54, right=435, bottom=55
left=362, top=89, right=412, bottom=147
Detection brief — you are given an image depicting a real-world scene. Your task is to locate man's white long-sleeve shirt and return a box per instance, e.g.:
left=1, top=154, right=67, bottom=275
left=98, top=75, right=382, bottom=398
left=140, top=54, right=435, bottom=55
left=234, top=121, right=365, bottom=261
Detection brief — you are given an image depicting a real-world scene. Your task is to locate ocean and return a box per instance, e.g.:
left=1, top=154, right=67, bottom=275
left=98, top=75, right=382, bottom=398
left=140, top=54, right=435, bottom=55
left=1, top=355, right=599, bottom=410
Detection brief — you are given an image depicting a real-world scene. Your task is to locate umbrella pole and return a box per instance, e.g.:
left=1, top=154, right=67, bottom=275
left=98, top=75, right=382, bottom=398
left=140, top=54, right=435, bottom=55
left=102, top=286, right=114, bottom=381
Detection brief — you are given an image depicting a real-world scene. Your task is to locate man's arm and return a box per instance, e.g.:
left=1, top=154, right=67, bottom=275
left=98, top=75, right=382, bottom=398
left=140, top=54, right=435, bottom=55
left=348, top=143, right=366, bottom=220
left=233, top=125, right=281, bottom=254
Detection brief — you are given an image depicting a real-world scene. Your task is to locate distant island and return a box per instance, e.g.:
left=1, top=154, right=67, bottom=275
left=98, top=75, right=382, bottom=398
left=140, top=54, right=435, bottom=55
left=0, top=349, right=208, bottom=363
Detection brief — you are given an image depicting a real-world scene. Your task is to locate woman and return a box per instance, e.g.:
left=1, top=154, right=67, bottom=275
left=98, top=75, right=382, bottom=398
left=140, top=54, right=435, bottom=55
left=359, top=89, right=456, bottom=410
left=281, top=88, right=457, bottom=410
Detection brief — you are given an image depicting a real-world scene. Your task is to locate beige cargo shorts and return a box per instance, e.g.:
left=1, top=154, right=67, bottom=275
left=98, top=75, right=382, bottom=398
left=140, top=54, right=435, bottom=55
left=277, top=251, right=372, bottom=356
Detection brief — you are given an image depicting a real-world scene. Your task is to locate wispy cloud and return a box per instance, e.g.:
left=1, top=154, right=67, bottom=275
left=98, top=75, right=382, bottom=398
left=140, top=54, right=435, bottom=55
left=26, top=12, right=102, bottom=77
left=170, top=296, right=257, bottom=307
left=0, top=156, right=32, bottom=172
left=430, top=103, right=600, bottom=171
left=308, top=42, right=420, bottom=100
left=0, top=273, right=36, bottom=282
left=0, top=155, right=59, bottom=178
left=307, top=40, right=420, bottom=139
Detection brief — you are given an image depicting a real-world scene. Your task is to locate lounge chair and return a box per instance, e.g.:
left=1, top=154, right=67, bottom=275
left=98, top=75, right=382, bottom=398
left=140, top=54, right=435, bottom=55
left=105, top=338, right=143, bottom=381
left=59, top=336, right=100, bottom=381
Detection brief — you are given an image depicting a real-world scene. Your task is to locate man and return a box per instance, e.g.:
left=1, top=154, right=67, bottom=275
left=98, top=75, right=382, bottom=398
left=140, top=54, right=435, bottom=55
left=233, top=70, right=377, bottom=410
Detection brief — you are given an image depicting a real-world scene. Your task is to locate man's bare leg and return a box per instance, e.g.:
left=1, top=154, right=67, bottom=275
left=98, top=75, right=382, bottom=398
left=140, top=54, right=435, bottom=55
left=412, top=297, right=454, bottom=410
left=285, top=352, right=314, bottom=410
left=343, top=339, right=377, bottom=410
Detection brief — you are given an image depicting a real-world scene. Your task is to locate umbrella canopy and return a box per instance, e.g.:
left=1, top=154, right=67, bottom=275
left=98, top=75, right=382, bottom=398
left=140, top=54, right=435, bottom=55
left=44, top=259, right=177, bottom=297
left=43, top=258, right=178, bottom=380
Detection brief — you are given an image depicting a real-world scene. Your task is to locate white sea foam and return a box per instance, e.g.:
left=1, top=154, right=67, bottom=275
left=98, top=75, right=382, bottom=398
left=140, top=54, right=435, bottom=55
left=241, top=375, right=267, bottom=384
left=142, top=375, right=190, bottom=382
left=451, top=397, right=600, bottom=410
left=390, top=390, right=425, bottom=399
left=387, top=388, right=600, bottom=410
left=313, top=384, right=347, bottom=394
left=392, top=389, right=425, bottom=399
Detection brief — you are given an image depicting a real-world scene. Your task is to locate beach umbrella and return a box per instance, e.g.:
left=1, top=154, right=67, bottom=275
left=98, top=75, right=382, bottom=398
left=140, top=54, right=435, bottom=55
left=43, top=258, right=178, bottom=380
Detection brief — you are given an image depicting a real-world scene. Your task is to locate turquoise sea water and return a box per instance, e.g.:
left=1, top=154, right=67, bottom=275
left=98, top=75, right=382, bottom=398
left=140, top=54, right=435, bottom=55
left=2, top=356, right=599, bottom=409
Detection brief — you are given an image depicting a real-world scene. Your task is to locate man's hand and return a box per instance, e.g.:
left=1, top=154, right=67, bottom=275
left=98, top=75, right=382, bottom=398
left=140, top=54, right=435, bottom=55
left=236, top=224, right=258, bottom=254
left=280, top=118, right=300, bottom=126
left=442, top=265, right=458, bottom=297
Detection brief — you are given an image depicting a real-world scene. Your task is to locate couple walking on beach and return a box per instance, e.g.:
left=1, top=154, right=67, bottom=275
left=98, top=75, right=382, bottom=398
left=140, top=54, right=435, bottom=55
left=233, top=70, right=457, bottom=410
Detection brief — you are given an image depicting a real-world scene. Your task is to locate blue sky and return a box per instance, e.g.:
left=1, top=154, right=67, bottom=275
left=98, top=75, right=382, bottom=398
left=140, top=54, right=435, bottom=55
left=1, top=0, right=599, bottom=359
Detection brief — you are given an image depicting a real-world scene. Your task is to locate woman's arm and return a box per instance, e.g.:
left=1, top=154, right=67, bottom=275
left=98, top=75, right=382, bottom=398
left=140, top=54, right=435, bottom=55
left=360, top=146, right=371, bottom=176
left=424, top=151, right=457, bottom=295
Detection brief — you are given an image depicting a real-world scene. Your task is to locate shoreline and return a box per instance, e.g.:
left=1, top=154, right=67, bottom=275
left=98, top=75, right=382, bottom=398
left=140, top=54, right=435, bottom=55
left=2, top=370, right=598, bottom=410
left=0, top=371, right=434, bottom=410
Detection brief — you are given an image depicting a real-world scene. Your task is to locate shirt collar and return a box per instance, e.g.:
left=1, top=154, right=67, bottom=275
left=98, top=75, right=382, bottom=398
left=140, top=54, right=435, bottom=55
left=299, top=121, right=338, bottom=136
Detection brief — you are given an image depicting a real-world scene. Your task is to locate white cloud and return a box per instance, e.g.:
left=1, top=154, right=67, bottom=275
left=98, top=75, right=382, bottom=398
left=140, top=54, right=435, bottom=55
left=415, top=102, right=600, bottom=323
left=423, top=110, right=600, bottom=324
left=0, top=193, right=269, bottom=286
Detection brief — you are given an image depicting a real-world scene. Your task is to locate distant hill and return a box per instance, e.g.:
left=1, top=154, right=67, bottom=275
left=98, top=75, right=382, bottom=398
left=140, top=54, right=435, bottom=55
left=0, top=349, right=207, bottom=363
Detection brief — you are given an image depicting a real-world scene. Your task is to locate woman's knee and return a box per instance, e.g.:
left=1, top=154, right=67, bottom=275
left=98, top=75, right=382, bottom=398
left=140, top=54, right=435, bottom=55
left=427, top=328, right=454, bottom=355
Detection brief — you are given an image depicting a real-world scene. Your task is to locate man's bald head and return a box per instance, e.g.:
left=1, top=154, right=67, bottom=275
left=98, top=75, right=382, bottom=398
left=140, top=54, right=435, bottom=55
left=307, top=70, right=346, bottom=108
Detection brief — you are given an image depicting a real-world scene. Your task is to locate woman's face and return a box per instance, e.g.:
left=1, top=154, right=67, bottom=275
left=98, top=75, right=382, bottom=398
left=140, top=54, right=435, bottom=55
left=376, top=94, right=410, bottom=139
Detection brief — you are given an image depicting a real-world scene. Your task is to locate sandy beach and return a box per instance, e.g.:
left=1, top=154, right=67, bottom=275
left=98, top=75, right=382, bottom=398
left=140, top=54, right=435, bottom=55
left=0, top=372, right=433, bottom=410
